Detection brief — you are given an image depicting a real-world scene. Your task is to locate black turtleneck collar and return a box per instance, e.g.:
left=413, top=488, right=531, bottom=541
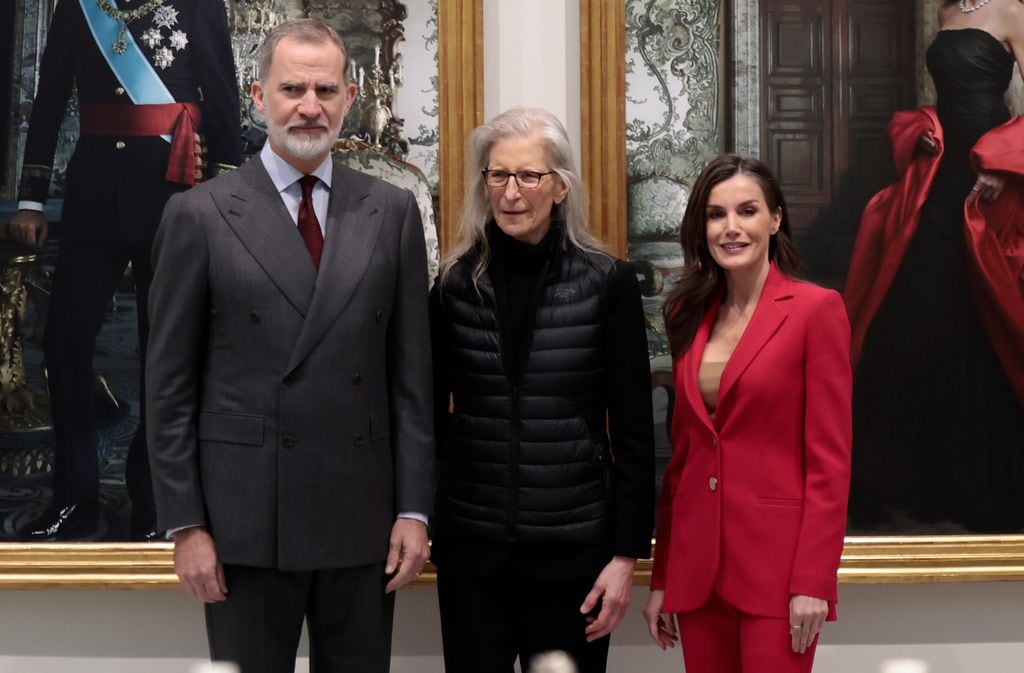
left=485, top=216, right=564, bottom=382
left=486, top=217, right=562, bottom=269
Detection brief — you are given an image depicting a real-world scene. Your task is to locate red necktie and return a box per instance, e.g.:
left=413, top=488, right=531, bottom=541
left=297, top=175, right=324, bottom=270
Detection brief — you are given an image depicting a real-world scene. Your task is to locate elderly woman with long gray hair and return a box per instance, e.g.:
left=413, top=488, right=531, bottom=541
left=429, top=107, right=655, bottom=673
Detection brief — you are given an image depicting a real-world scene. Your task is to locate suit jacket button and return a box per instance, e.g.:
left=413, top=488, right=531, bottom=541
left=711, top=437, right=718, bottom=446
left=352, top=373, right=362, bottom=384
left=283, top=372, right=298, bottom=385
left=249, top=311, right=261, bottom=324
left=353, top=434, right=365, bottom=446
left=282, top=434, right=297, bottom=448
left=375, top=309, right=384, bottom=323
left=709, top=477, right=718, bottom=491
left=115, top=86, right=125, bottom=95
left=115, top=140, right=126, bottom=150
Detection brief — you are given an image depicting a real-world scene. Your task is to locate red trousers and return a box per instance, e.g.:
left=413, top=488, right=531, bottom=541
left=676, top=592, right=818, bottom=673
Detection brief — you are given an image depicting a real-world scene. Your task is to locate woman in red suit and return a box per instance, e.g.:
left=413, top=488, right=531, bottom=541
left=642, top=155, right=852, bottom=673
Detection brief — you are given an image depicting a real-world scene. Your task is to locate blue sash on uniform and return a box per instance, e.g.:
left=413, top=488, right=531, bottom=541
left=79, top=0, right=174, bottom=141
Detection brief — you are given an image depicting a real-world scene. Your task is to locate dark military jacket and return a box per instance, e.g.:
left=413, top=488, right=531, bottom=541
left=18, top=0, right=242, bottom=241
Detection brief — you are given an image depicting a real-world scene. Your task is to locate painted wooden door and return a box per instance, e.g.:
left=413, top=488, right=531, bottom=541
left=760, top=0, right=915, bottom=285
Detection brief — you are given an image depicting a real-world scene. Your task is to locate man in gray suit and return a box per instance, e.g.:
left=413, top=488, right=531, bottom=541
left=146, top=19, right=433, bottom=673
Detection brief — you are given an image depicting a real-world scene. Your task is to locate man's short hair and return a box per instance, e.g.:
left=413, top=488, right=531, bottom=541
left=257, top=19, right=350, bottom=84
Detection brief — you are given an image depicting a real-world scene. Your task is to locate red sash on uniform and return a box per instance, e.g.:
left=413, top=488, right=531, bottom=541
left=80, top=102, right=202, bottom=186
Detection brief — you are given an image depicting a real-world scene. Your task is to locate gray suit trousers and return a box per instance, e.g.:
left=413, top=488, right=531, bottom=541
left=205, top=562, right=394, bottom=673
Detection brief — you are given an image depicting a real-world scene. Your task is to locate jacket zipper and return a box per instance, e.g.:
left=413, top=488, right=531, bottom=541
left=500, top=257, right=551, bottom=544
left=507, top=383, right=521, bottom=542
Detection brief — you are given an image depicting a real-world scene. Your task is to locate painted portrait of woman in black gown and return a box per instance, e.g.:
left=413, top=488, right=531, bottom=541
left=846, top=0, right=1024, bottom=533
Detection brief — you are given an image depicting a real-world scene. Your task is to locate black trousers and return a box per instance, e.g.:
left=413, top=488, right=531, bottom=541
left=205, top=562, right=395, bottom=673
left=437, top=560, right=611, bottom=673
left=43, top=237, right=156, bottom=532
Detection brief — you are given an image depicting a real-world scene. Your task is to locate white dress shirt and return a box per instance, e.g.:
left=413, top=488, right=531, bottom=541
left=259, top=142, right=332, bottom=234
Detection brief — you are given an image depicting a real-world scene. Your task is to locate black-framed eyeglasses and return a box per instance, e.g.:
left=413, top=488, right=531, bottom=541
left=482, top=169, right=556, bottom=190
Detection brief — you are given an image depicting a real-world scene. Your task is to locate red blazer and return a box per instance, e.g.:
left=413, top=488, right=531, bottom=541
left=844, top=106, right=1024, bottom=404
left=651, top=267, right=852, bottom=620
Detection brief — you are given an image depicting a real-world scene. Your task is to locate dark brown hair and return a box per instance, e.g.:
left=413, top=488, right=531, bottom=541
left=662, top=154, right=801, bottom=355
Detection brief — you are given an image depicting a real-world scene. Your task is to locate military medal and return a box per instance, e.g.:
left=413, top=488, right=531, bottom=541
left=95, top=0, right=167, bottom=55
left=142, top=27, right=162, bottom=49
left=154, top=47, right=174, bottom=70
left=95, top=0, right=188, bottom=68
left=113, top=28, right=128, bottom=54
left=152, top=5, right=179, bottom=29
left=169, top=29, right=189, bottom=51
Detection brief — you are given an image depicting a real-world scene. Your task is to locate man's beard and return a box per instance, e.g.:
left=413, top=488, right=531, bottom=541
left=267, top=117, right=342, bottom=161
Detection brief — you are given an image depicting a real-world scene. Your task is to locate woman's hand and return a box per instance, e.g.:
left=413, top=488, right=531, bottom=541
left=789, top=594, right=827, bottom=654
left=642, top=589, right=678, bottom=650
left=916, top=130, right=939, bottom=156
left=967, top=170, right=1005, bottom=205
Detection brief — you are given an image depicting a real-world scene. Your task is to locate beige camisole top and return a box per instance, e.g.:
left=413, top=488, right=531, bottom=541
left=698, top=360, right=726, bottom=417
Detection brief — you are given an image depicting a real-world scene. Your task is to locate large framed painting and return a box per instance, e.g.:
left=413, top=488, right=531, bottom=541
left=0, top=0, right=481, bottom=587
left=579, top=0, right=1024, bottom=583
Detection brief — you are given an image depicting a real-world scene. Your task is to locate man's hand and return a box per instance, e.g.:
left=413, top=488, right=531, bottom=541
left=384, top=518, right=429, bottom=593
left=9, top=210, right=48, bottom=247
left=642, top=589, right=678, bottom=650
left=194, top=132, right=206, bottom=184
left=580, top=555, right=636, bottom=642
left=173, top=526, right=227, bottom=603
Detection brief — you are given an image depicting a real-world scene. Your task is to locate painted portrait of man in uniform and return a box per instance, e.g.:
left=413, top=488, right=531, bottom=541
left=0, top=0, right=449, bottom=542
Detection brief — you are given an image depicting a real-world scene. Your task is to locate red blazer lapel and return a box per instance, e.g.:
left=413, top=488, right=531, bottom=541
left=680, top=296, right=721, bottom=435
left=718, top=266, right=792, bottom=409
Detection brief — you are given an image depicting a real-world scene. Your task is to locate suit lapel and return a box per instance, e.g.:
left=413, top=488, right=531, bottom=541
left=212, top=158, right=316, bottom=317
left=286, top=161, right=384, bottom=374
left=683, top=296, right=719, bottom=434
left=718, top=265, right=791, bottom=407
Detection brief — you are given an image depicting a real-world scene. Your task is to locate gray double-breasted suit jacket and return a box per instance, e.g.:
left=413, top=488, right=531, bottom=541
left=146, top=154, right=434, bottom=571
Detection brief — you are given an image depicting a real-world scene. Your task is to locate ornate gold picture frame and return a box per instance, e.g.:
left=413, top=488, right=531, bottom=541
left=4, top=536, right=1024, bottom=588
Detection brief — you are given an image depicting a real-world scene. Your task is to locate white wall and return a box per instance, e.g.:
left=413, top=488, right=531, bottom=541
left=1, top=583, right=1023, bottom=672
left=483, top=0, right=581, bottom=167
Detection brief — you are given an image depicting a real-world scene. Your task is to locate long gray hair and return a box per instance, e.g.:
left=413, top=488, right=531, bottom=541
left=440, top=107, right=601, bottom=286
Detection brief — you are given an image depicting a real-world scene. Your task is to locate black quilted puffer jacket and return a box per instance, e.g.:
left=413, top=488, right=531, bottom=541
left=430, top=222, right=654, bottom=558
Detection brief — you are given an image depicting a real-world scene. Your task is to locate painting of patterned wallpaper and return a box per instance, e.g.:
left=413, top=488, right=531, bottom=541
left=624, top=0, right=726, bottom=373
left=236, top=0, right=441, bottom=277
left=4, top=1, right=60, bottom=202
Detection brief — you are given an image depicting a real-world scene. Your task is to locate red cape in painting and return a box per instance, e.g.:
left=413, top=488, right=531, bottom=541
left=844, top=106, right=1024, bottom=405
